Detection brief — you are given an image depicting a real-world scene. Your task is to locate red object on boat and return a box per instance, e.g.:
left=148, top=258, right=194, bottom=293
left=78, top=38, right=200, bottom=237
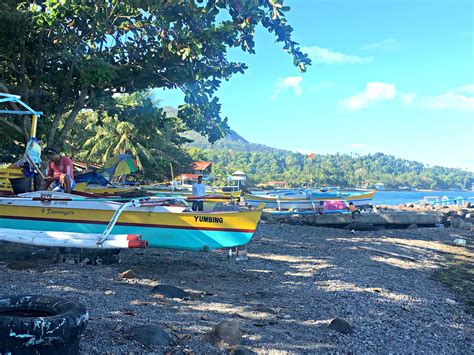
left=126, top=234, right=141, bottom=241
left=128, top=240, right=148, bottom=248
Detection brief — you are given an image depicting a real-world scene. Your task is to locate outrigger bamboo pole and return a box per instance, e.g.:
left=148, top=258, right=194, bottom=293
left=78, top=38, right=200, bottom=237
left=0, top=228, right=147, bottom=249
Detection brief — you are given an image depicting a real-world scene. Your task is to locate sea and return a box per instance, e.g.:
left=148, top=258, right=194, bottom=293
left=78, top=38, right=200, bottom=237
left=368, top=190, right=474, bottom=206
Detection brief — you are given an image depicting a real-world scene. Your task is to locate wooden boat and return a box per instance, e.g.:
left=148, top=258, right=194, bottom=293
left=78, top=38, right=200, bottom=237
left=0, top=166, right=24, bottom=194
left=244, top=189, right=376, bottom=210
left=0, top=191, right=262, bottom=251
left=74, top=182, right=140, bottom=196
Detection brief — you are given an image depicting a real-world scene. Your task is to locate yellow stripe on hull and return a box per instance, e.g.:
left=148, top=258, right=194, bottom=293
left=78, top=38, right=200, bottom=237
left=0, top=204, right=261, bottom=231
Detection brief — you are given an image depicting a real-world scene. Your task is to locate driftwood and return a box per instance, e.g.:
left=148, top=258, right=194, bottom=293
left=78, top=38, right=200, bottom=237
left=357, top=246, right=417, bottom=262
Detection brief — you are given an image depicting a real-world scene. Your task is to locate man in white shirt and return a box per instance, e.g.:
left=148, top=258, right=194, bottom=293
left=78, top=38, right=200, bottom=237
left=191, top=175, right=206, bottom=211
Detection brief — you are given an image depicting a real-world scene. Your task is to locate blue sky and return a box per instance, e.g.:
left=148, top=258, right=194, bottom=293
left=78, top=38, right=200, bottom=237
left=154, top=0, right=474, bottom=171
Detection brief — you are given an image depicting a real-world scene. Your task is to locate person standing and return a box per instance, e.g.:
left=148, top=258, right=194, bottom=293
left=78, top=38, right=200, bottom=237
left=318, top=200, right=325, bottom=214
left=44, top=148, right=76, bottom=193
left=191, top=175, right=206, bottom=211
left=348, top=202, right=361, bottom=220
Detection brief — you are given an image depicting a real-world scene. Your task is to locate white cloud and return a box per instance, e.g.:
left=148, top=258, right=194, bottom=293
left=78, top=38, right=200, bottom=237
left=361, top=38, right=400, bottom=51
left=400, top=84, right=474, bottom=112
left=454, top=84, right=474, bottom=94
left=302, top=46, right=373, bottom=64
left=420, top=92, right=474, bottom=111
left=340, top=82, right=396, bottom=110
left=272, top=76, right=303, bottom=100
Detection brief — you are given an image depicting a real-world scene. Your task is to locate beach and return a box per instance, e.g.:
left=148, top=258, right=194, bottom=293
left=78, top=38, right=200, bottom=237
left=0, top=221, right=472, bottom=353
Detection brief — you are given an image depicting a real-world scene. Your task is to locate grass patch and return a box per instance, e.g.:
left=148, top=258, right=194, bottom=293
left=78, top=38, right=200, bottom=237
left=436, top=256, right=473, bottom=314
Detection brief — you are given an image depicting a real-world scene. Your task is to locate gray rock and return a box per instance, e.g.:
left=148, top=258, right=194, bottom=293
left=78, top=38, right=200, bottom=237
left=450, top=218, right=463, bottom=228
left=450, top=218, right=473, bottom=230
left=151, top=284, right=190, bottom=299
left=203, top=320, right=242, bottom=347
left=127, top=325, right=173, bottom=346
left=328, top=318, right=354, bottom=334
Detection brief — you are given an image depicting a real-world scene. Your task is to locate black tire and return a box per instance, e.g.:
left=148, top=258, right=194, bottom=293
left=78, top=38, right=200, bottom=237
left=0, top=295, right=88, bottom=355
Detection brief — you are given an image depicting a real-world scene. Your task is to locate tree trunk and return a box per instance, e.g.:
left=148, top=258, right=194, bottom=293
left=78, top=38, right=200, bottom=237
left=47, top=102, right=67, bottom=148
left=56, top=88, right=88, bottom=149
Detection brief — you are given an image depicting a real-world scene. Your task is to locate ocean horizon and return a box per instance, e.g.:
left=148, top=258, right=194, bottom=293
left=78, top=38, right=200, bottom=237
left=369, top=190, right=474, bottom=206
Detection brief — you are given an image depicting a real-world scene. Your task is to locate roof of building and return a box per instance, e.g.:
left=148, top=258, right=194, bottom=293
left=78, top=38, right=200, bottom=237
left=192, top=161, right=212, bottom=171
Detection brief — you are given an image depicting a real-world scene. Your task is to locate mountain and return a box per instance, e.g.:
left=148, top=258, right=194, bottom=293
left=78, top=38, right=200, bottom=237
left=183, top=129, right=292, bottom=154
left=182, top=129, right=474, bottom=190
left=161, top=107, right=473, bottom=190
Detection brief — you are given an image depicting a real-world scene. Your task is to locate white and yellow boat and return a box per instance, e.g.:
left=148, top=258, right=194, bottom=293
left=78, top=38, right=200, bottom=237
left=245, top=189, right=376, bottom=210
left=0, top=191, right=262, bottom=251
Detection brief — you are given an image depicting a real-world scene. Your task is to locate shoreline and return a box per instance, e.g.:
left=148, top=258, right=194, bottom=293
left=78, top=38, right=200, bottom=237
left=1, top=224, right=471, bottom=353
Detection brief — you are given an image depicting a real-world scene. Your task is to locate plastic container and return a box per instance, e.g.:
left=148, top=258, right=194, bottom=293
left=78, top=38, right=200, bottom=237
left=9, top=177, right=33, bottom=194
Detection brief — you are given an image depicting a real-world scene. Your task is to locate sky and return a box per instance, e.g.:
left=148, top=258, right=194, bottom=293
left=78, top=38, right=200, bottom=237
left=154, top=0, right=474, bottom=172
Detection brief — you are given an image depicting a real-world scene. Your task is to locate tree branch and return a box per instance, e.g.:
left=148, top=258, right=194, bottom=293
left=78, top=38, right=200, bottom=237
left=0, top=119, right=27, bottom=139
left=57, top=87, right=88, bottom=149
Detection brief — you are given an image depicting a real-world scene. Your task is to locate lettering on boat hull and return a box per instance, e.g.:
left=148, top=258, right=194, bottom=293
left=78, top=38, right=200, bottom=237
left=193, top=216, right=224, bottom=224
left=41, top=208, right=74, bottom=217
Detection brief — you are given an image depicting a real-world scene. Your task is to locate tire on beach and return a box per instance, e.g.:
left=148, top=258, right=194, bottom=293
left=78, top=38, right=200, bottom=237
left=0, top=295, right=88, bottom=355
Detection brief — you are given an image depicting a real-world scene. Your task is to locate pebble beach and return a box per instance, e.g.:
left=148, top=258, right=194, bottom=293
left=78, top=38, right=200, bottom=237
left=0, top=220, right=472, bottom=354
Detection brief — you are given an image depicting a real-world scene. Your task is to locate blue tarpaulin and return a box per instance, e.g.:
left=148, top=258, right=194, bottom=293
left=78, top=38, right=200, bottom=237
left=74, top=171, right=111, bottom=186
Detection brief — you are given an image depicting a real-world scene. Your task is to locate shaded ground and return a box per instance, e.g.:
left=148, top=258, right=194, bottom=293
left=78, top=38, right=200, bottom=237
left=0, top=224, right=472, bottom=353
left=435, top=233, right=473, bottom=314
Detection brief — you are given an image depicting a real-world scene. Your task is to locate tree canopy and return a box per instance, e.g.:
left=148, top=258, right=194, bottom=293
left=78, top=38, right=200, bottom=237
left=187, top=137, right=474, bottom=190
left=0, top=0, right=310, bottom=154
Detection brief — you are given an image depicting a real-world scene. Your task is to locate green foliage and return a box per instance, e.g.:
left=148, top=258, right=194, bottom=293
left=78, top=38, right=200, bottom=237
left=186, top=136, right=474, bottom=190
left=0, top=0, right=310, bottom=149
left=67, top=93, right=192, bottom=181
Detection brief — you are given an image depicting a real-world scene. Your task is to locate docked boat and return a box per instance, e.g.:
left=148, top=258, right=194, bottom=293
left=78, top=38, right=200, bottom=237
left=244, top=189, right=375, bottom=210
left=0, top=191, right=263, bottom=251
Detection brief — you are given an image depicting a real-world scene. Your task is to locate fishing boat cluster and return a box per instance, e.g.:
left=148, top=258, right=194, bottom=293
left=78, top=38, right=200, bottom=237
left=0, top=168, right=376, bottom=253
left=0, top=93, right=376, bottom=254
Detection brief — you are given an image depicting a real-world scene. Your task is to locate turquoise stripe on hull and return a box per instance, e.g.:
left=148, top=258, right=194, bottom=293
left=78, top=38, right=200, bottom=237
left=0, top=218, right=253, bottom=251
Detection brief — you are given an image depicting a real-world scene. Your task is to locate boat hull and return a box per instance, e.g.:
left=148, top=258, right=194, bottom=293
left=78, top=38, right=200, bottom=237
left=0, top=197, right=261, bottom=251
left=245, top=190, right=375, bottom=210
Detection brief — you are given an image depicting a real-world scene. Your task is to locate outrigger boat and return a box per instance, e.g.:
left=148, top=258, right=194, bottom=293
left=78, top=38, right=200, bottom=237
left=0, top=93, right=262, bottom=251
left=0, top=191, right=262, bottom=251
left=244, top=189, right=375, bottom=210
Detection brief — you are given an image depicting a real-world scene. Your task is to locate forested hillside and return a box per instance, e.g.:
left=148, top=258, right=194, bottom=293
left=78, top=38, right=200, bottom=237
left=184, top=131, right=473, bottom=190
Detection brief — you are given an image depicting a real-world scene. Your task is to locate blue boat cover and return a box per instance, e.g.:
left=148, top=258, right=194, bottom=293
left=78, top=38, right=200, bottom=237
left=74, top=171, right=111, bottom=186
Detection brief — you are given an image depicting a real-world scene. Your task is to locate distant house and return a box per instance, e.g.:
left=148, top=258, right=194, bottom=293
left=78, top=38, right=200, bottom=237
left=178, top=161, right=213, bottom=186
left=192, top=161, right=212, bottom=177
left=226, top=170, right=247, bottom=189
